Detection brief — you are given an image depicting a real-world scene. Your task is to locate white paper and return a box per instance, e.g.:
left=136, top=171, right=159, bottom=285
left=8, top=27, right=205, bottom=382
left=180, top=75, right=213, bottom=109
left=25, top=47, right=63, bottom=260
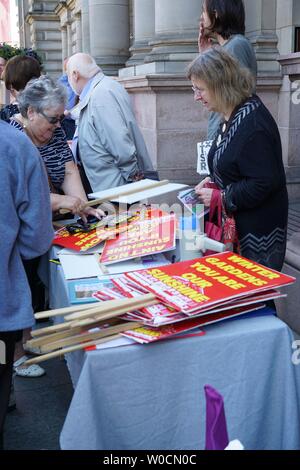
left=88, top=179, right=163, bottom=200
left=89, top=180, right=188, bottom=204
left=178, top=188, right=208, bottom=218
left=100, top=253, right=170, bottom=276
left=59, top=253, right=103, bottom=280
left=95, top=336, right=136, bottom=350
left=112, top=183, right=188, bottom=204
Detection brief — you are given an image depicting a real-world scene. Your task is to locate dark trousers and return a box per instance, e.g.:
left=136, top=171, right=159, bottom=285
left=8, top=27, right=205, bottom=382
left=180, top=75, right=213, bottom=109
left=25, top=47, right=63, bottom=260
left=0, top=330, right=21, bottom=449
left=23, top=257, right=46, bottom=313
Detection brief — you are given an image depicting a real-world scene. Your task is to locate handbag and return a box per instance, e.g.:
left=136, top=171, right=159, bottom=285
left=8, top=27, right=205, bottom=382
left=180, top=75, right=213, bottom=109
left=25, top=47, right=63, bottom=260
left=205, top=188, right=223, bottom=255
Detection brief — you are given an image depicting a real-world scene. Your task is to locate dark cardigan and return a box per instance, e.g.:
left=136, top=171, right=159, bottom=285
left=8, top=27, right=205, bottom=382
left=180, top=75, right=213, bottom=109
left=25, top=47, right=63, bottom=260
left=208, top=95, right=288, bottom=271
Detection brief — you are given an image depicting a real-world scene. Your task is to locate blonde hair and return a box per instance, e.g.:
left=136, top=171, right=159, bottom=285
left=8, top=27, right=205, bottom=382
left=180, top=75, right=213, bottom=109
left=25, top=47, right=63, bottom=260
left=187, top=47, right=254, bottom=112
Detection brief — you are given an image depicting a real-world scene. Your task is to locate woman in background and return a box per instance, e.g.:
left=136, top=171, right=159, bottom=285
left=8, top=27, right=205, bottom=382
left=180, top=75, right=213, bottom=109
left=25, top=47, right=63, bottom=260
left=197, top=0, right=257, bottom=140
left=0, top=55, right=41, bottom=122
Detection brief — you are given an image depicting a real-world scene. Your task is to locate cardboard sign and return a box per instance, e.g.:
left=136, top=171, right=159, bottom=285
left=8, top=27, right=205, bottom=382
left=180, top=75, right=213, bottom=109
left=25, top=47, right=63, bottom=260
left=122, top=304, right=264, bottom=344
left=126, top=252, right=296, bottom=314
left=53, top=214, right=137, bottom=252
left=100, top=209, right=176, bottom=264
left=197, top=140, right=213, bottom=175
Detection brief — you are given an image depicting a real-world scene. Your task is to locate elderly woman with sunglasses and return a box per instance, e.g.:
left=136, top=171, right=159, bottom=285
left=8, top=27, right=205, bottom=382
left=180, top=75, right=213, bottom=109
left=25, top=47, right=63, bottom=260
left=9, top=75, right=103, bottom=221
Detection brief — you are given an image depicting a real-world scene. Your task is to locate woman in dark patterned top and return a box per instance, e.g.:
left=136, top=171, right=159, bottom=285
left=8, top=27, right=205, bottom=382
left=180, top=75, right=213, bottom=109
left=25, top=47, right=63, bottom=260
left=9, top=75, right=103, bottom=221
left=190, top=48, right=288, bottom=271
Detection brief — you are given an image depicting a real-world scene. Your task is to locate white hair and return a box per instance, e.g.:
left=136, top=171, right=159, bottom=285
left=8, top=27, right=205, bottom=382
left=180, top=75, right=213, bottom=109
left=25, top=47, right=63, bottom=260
left=18, top=75, right=67, bottom=117
left=67, top=53, right=101, bottom=79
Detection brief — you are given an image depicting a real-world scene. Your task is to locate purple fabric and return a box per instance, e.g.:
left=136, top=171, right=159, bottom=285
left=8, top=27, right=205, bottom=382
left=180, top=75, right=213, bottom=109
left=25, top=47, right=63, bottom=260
left=204, top=385, right=229, bottom=450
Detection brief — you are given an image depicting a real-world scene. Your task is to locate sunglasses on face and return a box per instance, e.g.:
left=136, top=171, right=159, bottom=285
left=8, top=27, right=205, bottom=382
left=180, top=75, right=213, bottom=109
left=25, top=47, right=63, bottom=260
left=39, top=110, right=65, bottom=124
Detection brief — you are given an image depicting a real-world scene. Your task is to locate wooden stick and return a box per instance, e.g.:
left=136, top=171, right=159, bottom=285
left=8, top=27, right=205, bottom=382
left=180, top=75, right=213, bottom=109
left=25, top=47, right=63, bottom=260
left=35, top=302, right=101, bottom=320
left=31, top=306, right=130, bottom=338
left=26, top=319, right=120, bottom=349
left=40, top=321, right=141, bottom=353
left=26, top=325, right=85, bottom=349
left=31, top=321, right=73, bottom=337
left=31, top=295, right=156, bottom=338
left=64, top=294, right=157, bottom=321
left=59, top=179, right=169, bottom=214
left=23, top=334, right=123, bottom=365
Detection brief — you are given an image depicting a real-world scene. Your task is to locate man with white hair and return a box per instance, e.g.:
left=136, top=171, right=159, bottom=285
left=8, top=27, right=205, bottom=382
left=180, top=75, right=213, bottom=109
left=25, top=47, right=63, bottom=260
left=67, top=53, right=155, bottom=192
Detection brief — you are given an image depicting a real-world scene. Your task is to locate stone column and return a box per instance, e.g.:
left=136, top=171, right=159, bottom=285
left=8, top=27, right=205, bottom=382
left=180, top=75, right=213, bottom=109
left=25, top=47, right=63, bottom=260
left=143, top=0, right=202, bottom=73
left=277, top=53, right=300, bottom=201
left=67, top=22, right=73, bottom=57
left=88, top=0, right=130, bottom=75
left=61, top=26, right=68, bottom=61
left=126, top=0, right=155, bottom=66
left=81, top=0, right=91, bottom=53
left=74, top=13, right=83, bottom=53
left=26, top=1, right=62, bottom=78
left=244, top=0, right=281, bottom=117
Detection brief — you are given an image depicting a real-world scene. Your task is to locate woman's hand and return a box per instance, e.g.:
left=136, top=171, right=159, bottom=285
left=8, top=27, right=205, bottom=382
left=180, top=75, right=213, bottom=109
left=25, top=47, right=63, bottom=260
left=79, top=206, right=105, bottom=224
left=57, top=195, right=87, bottom=215
left=195, top=176, right=211, bottom=194
left=198, top=22, right=213, bottom=53
left=196, top=188, right=214, bottom=207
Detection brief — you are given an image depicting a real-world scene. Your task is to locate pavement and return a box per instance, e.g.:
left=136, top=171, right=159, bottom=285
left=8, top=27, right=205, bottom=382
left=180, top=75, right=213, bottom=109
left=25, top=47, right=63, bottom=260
left=4, top=357, right=73, bottom=450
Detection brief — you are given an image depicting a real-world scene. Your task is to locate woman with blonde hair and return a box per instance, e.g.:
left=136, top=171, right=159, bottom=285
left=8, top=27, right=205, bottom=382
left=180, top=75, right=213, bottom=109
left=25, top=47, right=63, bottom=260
left=190, top=48, right=288, bottom=271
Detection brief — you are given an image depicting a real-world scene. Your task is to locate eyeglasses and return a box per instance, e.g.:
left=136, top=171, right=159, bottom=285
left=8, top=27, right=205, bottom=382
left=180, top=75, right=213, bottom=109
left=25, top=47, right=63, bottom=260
left=39, top=110, right=65, bottom=125
left=192, top=85, right=203, bottom=96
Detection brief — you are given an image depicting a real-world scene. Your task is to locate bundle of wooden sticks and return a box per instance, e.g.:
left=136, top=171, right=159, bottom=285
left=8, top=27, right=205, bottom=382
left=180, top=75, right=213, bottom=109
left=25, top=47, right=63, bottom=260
left=24, top=294, right=158, bottom=365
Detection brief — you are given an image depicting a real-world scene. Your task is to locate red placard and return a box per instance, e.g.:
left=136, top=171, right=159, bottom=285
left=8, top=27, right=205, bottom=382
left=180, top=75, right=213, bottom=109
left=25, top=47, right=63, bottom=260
left=100, top=209, right=176, bottom=264
left=126, top=252, right=296, bottom=314
left=53, top=214, right=139, bottom=252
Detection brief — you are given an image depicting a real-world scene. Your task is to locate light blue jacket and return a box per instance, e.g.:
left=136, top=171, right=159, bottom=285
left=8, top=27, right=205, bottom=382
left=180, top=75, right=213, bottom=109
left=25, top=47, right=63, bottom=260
left=0, top=121, right=53, bottom=332
left=78, top=72, right=154, bottom=192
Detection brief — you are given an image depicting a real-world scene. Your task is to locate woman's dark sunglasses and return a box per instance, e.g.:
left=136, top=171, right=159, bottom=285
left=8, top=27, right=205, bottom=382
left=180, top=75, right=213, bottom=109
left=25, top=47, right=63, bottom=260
left=39, top=110, right=65, bottom=124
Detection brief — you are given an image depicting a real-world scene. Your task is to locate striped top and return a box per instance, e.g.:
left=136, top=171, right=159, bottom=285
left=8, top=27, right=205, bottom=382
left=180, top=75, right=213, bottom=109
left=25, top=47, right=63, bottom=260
left=9, top=119, right=74, bottom=190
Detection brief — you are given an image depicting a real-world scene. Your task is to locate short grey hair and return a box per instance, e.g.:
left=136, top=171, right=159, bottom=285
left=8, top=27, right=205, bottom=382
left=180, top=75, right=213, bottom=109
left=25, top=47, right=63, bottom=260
left=18, top=75, right=67, bottom=117
left=187, top=47, right=255, bottom=112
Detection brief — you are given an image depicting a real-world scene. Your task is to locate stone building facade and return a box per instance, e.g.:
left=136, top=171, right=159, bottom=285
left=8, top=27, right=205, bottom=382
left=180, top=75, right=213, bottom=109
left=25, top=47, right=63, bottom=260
left=16, top=0, right=300, bottom=200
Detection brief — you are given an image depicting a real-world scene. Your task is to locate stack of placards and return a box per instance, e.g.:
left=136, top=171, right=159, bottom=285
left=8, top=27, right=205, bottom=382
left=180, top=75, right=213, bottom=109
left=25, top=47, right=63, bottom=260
left=88, top=252, right=295, bottom=342
left=53, top=208, right=177, bottom=303
left=24, top=253, right=296, bottom=362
